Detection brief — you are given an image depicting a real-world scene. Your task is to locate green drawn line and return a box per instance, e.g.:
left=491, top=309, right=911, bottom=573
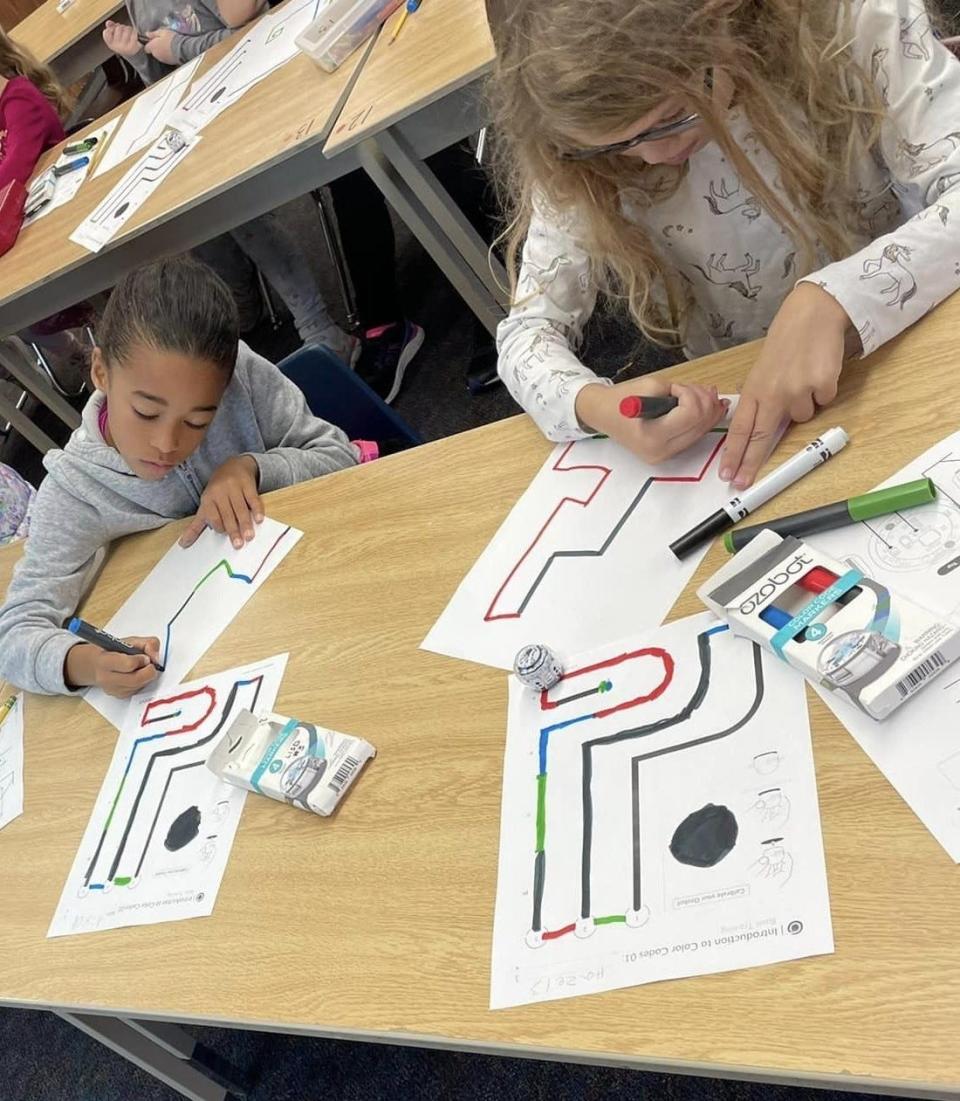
left=536, top=773, right=547, bottom=852
left=113, top=876, right=132, bottom=886
left=595, top=914, right=627, bottom=926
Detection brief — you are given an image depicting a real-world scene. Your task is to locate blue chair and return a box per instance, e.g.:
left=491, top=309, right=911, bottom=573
left=277, top=347, right=423, bottom=446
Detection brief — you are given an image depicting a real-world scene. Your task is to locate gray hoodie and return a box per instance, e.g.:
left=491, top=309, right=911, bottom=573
left=124, top=0, right=267, bottom=84
left=0, top=343, right=356, bottom=696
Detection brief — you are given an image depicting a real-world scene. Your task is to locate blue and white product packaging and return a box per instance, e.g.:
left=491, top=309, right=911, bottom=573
left=697, top=529, right=960, bottom=720
left=207, top=710, right=375, bottom=815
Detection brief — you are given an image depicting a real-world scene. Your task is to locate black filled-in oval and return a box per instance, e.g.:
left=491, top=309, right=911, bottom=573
left=669, top=803, right=738, bottom=868
left=165, top=805, right=202, bottom=852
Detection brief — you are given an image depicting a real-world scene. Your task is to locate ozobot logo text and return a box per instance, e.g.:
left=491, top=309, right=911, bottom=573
left=739, top=554, right=814, bottom=615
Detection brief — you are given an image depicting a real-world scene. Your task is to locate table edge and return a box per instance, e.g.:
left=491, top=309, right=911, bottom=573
left=323, top=55, right=492, bottom=156
left=1, top=994, right=955, bottom=1098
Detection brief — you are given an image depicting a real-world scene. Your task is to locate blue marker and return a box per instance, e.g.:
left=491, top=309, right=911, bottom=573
left=67, top=617, right=165, bottom=672
left=52, top=156, right=90, bottom=178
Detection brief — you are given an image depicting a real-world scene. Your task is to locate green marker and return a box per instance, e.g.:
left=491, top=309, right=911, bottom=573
left=723, top=477, right=937, bottom=553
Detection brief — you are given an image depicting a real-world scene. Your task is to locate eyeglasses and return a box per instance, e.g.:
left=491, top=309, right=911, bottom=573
left=558, top=69, right=713, bottom=162
left=558, top=111, right=702, bottom=161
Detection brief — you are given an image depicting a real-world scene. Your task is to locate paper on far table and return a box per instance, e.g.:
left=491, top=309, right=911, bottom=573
left=171, top=0, right=328, bottom=134
left=0, top=694, right=24, bottom=831
left=23, top=117, right=120, bottom=227
left=85, top=518, right=303, bottom=731
left=70, top=127, right=200, bottom=253
left=49, top=654, right=288, bottom=938
left=809, top=429, right=960, bottom=861
left=423, top=402, right=752, bottom=671
left=93, top=57, right=201, bottom=178
left=490, top=612, right=833, bottom=1009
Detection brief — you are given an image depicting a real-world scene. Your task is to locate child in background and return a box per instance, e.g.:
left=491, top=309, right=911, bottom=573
left=0, top=464, right=35, bottom=545
left=0, top=30, right=95, bottom=390
left=487, top=0, right=960, bottom=486
left=103, top=2, right=356, bottom=363
left=0, top=28, right=66, bottom=190
left=0, top=256, right=360, bottom=701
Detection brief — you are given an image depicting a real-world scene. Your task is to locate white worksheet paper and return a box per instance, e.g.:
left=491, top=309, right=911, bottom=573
left=49, top=655, right=288, bottom=937
left=93, top=57, right=202, bottom=178
left=423, top=427, right=734, bottom=670
left=810, top=429, right=960, bottom=861
left=86, top=518, right=303, bottom=730
left=490, top=612, right=833, bottom=1008
left=172, top=0, right=327, bottom=133
left=23, top=117, right=120, bottom=227
left=0, top=695, right=24, bottom=831
left=70, top=127, right=200, bottom=253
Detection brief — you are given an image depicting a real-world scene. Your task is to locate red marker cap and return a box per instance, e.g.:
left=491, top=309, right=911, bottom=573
left=619, top=396, right=643, bottom=418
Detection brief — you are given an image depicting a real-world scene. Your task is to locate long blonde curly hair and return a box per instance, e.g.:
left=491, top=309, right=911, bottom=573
left=0, top=28, right=69, bottom=118
left=486, top=0, right=892, bottom=345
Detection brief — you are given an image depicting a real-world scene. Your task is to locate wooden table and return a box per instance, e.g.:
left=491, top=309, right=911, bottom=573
left=3, top=293, right=960, bottom=1099
left=0, top=12, right=372, bottom=447
left=324, top=0, right=507, bottom=336
left=0, top=1, right=499, bottom=445
left=324, top=0, right=494, bottom=156
left=10, top=0, right=124, bottom=84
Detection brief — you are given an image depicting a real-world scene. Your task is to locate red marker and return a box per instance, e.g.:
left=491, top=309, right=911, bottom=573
left=797, top=566, right=839, bottom=595
left=619, top=395, right=680, bottom=420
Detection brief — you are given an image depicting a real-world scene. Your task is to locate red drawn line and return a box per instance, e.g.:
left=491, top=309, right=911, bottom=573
left=484, top=443, right=611, bottom=622
left=484, top=436, right=724, bottom=622
left=540, top=647, right=675, bottom=712
left=141, top=686, right=217, bottom=735
left=542, top=923, right=577, bottom=941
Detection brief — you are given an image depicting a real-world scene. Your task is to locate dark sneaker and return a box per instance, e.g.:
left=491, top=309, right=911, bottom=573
left=354, top=320, right=424, bottom=404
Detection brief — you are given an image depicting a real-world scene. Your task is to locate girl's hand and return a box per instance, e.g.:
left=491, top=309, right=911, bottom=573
left=144, top=28, right=178, bottom=64
left=65, top=637, right=161, bottom=698
left=721, top=284, right=851, bottom=489
left=180, top=455, right=263, bottom=551
left=575, top=376, right=728, bottom=465
left=102, top=20, right=143, bottom=57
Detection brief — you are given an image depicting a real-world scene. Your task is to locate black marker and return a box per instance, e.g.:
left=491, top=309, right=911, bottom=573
left=67, top=617, right=165, bottom=672
left=619, top=395, right=679, bottom=420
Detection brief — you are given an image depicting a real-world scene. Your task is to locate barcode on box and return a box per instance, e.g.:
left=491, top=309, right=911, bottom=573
left=328, top=755, right=360, bottom=794
left=895, top=651, right=947, bottom=698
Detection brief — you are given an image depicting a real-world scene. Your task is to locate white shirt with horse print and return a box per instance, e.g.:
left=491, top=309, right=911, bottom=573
left=498, top=0, right=959, bottom=441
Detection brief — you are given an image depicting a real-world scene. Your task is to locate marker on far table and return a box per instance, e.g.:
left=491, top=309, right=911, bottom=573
left=67, top=617, right=165, bottom=672
left=619, top=395, right=679, bottom=420
left=669, top=426, right=849, bottom=559
left=389, top=0, right=423, bottom=43
left=63, top=136, right=98, bottom=156
left=0, top=695, right=16, bottom=727
left=723, top=477, right=937, bottom=553
left=52, top=156, right=90, bottom=178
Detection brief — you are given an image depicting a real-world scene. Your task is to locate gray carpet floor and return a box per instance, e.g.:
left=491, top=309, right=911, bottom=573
left=0, top=185, right=921, bottom=1101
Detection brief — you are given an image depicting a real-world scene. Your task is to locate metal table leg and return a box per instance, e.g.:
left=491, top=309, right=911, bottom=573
left=0, top=339, right=81, bottom=433
left=373, top=128, right=510, bottom=309
left=57, top=1012, right=231, bottom=1101
left=0, top=390, right=58, bottom=454
left=357, top=139, right=505, bottom=338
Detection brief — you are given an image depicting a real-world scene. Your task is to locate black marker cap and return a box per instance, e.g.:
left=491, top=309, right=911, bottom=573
left=669, top=508, right=731, bottom=559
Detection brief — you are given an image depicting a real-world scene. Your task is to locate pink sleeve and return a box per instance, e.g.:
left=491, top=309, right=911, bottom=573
left=0, top=92, right=59, bottom=189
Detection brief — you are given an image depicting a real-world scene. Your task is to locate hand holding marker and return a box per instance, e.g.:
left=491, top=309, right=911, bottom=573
left=670, top=426, right=850, bottom=558
left=68, top=617, right=165, bottom=672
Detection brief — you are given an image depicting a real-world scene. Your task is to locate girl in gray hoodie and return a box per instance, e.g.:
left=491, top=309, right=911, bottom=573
left=0, top=256, right=358, bottom=700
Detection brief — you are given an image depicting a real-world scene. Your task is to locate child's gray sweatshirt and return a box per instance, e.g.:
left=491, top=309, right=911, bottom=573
left=0, top=343, right=356, bottom=695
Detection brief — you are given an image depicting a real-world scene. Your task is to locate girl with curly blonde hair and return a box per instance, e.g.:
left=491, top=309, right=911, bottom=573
left=488, top=0, right=959, bottom=485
